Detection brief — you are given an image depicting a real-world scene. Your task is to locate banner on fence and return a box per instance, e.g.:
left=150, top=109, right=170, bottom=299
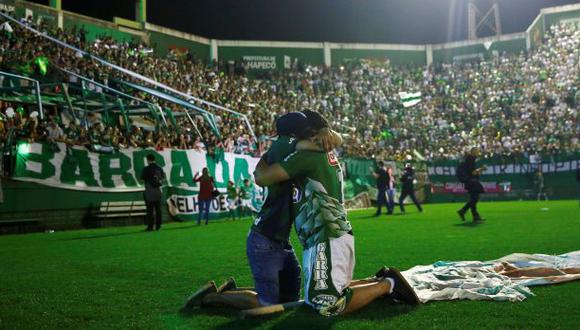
left=166, top=185, right=266, bottom=220
left=13, top=142, right=262, bottom=219
left=427, top=155, right=580, bottom=201
left=431, top=182, right=512, bottom=194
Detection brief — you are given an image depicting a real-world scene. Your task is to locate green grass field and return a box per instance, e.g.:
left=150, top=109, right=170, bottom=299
left=0, top=200, right=579, bottom=329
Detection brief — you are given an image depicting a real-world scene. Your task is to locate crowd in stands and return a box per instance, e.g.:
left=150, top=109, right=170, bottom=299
left=0, top=13, right=578, bottom=161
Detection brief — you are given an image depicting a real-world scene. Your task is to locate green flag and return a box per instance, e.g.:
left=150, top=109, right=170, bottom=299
left=34, top=56, right=49, bottom=76
left=398, top=91, right=422, bottom=107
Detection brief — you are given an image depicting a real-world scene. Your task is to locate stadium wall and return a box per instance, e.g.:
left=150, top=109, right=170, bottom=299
left=329, top=44, right=427, bottom=66
left=527, top=10, right=545, bottom=50
left=0, top=179, right=151, bottom=232
left=543, top=6, right=580, bottom=28
left=426, top=154, right=580, bottom=203
left=9, top=1, right=580, bottom=67
left=216, top=40, right=325, bottom=72
left=526, top=4, right=580, bottom=50
left=432, top=33, right=527, bottom=63
left=62, top=13, right=141, bottom=43
left=1, top=151, right=578, bottom=231
left=145, top=23, right=210, bottom=59
left=12, top=0, right=144, bottom=43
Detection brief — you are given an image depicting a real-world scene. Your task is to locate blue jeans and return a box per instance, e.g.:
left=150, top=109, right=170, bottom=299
left=376, top=188, right=387, bottom=215
left=197, top=199, right=211, bottom=225
left=386, top=189, right=395, bottom=213
left=246, top=230, right=301, bottom=305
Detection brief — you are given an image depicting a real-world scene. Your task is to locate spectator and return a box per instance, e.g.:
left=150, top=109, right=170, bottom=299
left=385, top=166, right=396, bottom=215
left=141, top=153, right=166, bottom=231
left=371, top=161, right=388, bottom=216
left=193, top=167, right=215, bottom=225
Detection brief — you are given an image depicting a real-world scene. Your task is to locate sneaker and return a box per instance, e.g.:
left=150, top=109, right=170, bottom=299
left=217, top=277, right=237, bottom=293
left=457, top=210, right=466, bottom=221
left=473, top=216, right=486, bottom=222
left=384, top=268, right=420, bottom=305
left=183, top=281, right=217, bottom=309
left=374, top=266, right=389, bottom=280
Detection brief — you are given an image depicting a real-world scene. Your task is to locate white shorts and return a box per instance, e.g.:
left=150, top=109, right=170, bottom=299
left=227, top=198, right=237, bottom=210
left=240, top=199, right=257, bottom=211
left=302, top=234, right=355, bottom=315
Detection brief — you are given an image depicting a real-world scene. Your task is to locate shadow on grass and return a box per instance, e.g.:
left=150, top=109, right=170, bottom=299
left=62, top=224, right=207, bottom=241
left=180, top=300, right=418, bottom=330
left=453, top=221, right=484, bottom=228
left=363, top=213, right=407, bottom=219
left=62, top=230, right=150, bottom=240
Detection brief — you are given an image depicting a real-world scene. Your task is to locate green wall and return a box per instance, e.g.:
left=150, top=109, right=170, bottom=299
left=218, top=46, right=324, bottom=70
left=0, top=179, right=151, bottom=230
left=433, top=44, right=486, bottom=63
left=331, top=48, right=426, bottom=66
left=15, top=2, right=58, bottom=26
left=148, top=31, right=209, bottom=60
left=529, top=15, right=545, bottom=49
left=63, top=16, right=138, bottom=43
left=544, top=9, right=580, bottom=28
left=490, top=38, right=526, bottom=55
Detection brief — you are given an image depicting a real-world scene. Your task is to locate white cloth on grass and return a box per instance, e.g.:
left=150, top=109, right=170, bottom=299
left=401, top=251, right=580, bottom=303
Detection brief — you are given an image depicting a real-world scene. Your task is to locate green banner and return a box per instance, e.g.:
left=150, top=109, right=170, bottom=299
left=342, top=157, right=375, bottom=199
left=13, top=141, right=262, bottom=220
left=166, top=185, right=265, bottom=221
left=427, top=154, right=580, bottom=201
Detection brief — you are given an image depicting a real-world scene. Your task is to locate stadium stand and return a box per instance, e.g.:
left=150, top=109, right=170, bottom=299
left=0, top=13, right=577, bottom=162
left=0, top=3, right=578, bottom=230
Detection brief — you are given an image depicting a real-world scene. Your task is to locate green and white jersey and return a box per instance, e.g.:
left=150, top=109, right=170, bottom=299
left=280, top=150, right=352, bottom=249
left=227, top=185, right=238, bottom=199
left=239, top=185, right=252, bottom=200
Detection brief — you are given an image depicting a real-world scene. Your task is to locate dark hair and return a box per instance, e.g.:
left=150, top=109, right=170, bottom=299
left=146, top=154, right=156, bottom=162
left=300, top=110, right=329, bottom=139
left=377, top=161, right=384, bottom=167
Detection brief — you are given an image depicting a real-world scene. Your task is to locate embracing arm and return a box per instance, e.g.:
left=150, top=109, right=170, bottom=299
left=254, top=153, right=289, bottom=187
left=255, top=153, right=268, bottom=173
left=254, top=164, right=290, bottom=187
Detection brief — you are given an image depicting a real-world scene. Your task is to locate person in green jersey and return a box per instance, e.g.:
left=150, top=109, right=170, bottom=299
left=238, top=178, right=258, bottom=217
left=254, top=110, right=420, bottom=316
left=183, top=112, right=308, bottom=310
left=226, top=180, right=239, bottom=221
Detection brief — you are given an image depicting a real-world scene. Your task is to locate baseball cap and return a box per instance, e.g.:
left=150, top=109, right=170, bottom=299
left=276, top=112, right=308, bottom=136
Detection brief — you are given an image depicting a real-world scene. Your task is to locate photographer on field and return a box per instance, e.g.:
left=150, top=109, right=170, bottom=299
left=457, top=147, right=486, bottom=222
left=399, top=163, right=422, bottom=213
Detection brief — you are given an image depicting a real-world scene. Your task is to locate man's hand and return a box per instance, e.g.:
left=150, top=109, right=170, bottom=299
left=296, top=129, right=343, bottom=152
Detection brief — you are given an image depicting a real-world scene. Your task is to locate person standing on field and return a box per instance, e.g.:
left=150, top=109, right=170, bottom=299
left=371, top=161, right=388, bottom=216
left=399, top=164, right=423, bottom=213
left=457, top=147, right=486, bottom=222
left=141, top=154, right=165, bottom=231
left=194, top=168, right=215, bottom=225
